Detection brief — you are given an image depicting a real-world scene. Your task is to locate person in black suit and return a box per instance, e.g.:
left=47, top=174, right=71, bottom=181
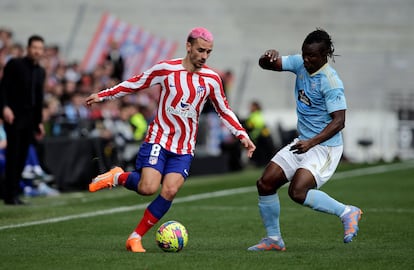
left=0, top=35, right=46, bottom=205
left=105, top=40, right=124, bottom=81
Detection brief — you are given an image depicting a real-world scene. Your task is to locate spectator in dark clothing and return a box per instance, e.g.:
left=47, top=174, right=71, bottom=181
left=0, top=34, right=46, bottom=205
left=105, top=40, right=125, bottom=81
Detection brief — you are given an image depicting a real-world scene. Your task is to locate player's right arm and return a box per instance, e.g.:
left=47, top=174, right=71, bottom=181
left=258, top=49, right=283, bottom=71
left=85, top=62, right=165, bottom=106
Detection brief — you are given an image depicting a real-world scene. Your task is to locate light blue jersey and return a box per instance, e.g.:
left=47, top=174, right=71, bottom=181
left=282, top=54, right=346, bottom=146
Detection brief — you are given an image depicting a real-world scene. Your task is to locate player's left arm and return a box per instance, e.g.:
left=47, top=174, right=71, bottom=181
left=291, top=109, right=345, bottom=153
left=290, top=109, right=345, bottom=154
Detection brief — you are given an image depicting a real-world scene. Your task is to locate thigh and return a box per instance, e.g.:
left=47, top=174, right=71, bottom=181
left=290, top=168, right=317, bottom=193
left=139, top=167, right=163, bottom=193
left=299, top=144, right=343, bottom=188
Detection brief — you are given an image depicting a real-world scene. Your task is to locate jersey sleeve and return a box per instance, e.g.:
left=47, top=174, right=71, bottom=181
left=324, top=88, right=347, bottom=113
left=322, top=71, right=347, bottom=113
left=281, top=54, right=303, bottom=73
left=97, top=62, right=165, bottom=101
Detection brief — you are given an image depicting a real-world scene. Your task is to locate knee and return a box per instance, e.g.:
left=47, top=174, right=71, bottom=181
left=256, top=176, right=276, bottom=195
left=137, top=182, right=158, bottom=196
left=160, top=186, right=179, bottom=201
left=288, top=185, right=307, bottom=204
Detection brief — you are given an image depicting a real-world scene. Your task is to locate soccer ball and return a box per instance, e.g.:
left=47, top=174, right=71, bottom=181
left=155, top=220, right=188, bottom=252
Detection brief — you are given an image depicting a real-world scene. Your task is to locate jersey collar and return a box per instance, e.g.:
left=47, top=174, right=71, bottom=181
left=309, top=63, right=329, bottom=77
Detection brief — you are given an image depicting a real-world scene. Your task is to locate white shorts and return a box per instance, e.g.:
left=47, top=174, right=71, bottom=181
left=271, top=138, right=343, bottom=188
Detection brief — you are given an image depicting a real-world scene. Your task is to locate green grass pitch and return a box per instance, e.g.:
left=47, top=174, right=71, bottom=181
left=0, top=161, right=413, bottom=270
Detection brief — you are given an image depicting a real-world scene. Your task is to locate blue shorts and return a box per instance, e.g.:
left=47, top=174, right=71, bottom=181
left=135, top=142, right=193, bottom=179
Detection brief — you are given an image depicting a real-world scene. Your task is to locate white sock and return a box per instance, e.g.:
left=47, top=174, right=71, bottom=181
left=269, top=236, right=281, bottom=241
left=340, top=206, right=351, bottom=218
left=113, top=173, right=121, bottom=185
left=23, top=165, right=33, bottom=173
left=129, top=231, right=141, bottom=239
left=33, top=165, right=44, bottom=175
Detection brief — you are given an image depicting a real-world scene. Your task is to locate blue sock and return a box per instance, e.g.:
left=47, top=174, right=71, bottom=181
left=303, top=189, right=346, bottom=216
left=258, top=194, right=281, bottom=238
left=147, top=194, right=172, bottom=219
left=124, top=171, right=141, bottom=192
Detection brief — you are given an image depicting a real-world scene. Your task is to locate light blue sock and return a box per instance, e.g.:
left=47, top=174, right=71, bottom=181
left=303, top=189, right=346, bottom=216
left=258, top=194, right=281, bottom=238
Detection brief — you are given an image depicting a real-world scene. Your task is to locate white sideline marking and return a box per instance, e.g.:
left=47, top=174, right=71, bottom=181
left=0, top=162, right=413, bottom=231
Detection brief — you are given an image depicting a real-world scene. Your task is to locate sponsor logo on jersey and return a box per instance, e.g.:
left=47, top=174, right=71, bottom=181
left=298, top=90, right=311, bottom=106
left=180, top=99, right=191, bottom=110
left=166, top=98, right=197, bottom=118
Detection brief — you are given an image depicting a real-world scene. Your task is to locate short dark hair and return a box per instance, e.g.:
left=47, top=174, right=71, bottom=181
left=27, top=35, right=44, bottom=47
left=303, top=28, right=336, bottom=60
left=251, top=100, right=262, bottom=111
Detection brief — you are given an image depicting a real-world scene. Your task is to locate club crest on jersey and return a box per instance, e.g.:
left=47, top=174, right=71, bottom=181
left=149, top=156, right=158, bottom=165
left=166, top=98, right=197, bottom=118
left=196, top=85, right=206, bottom=97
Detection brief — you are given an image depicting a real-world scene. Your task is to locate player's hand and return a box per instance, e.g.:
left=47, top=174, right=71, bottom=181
left=289, top=140, right=313, bottom=154
left=241, top=138, right=256, bottom=158
left=85, top=93, right=101, bottom=107
left=263, top=49, right=279, bottom=62
left=259, top=49, right=281, bottom=71
left=2, top=106, right=14, bottom=124
left=35, top=123, right=45, bottom=141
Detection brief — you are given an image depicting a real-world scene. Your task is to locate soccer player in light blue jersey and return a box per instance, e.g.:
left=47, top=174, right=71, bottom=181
left=248, top=29, right=362, bottom=251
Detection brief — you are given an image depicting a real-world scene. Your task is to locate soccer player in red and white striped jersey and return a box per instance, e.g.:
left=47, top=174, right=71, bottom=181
left=86, top=27, right=256, bottom=252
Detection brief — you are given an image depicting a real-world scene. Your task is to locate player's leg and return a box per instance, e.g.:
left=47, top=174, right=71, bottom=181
left=248, top=162, right=288, bottom=251
left=248, top=142, right=296, bottom=251
left=123, top=165, right=164, bottom=252
left=126, top=150, right=192, bottom=252
left=292, top=145, right=362, bottom=243
left=132, top=173, right=184, bottom=236
left=289, top=167, right=348, bottom=214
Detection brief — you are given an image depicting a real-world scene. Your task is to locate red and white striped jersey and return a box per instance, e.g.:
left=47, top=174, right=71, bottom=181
left=97, top=58, right=249, bottom=155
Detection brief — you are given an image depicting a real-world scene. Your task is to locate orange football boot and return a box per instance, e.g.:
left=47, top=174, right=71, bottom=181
left=126, top=237, right=146, bottom=253
left=88, top=167, right=124, bottom=192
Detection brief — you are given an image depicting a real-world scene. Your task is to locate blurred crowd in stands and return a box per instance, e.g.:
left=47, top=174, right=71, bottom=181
left=0, top=27, right=160, bottom=196
left=0, top=27, right=157, bottom=166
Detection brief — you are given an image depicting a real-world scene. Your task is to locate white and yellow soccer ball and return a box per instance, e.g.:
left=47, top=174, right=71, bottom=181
left=155, top=220, right=188, bottom=252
